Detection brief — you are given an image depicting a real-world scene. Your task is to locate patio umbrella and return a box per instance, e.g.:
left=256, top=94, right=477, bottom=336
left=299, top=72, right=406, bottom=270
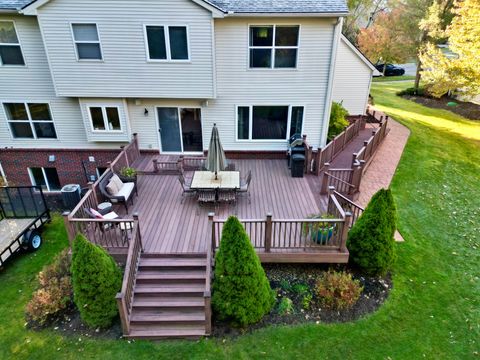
left=206, top=123, right=226, bottom=180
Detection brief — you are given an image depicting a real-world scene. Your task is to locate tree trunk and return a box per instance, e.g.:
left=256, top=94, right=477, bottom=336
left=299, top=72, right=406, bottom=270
left=414, top=57, right=422, bottom=92
left=383, top=63, right=387, bottom=76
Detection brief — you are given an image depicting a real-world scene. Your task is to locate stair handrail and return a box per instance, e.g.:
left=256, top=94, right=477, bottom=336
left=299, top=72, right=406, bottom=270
left=204, top=213, right=214, bottom=335
left=116, top=213, right=143, bottom=336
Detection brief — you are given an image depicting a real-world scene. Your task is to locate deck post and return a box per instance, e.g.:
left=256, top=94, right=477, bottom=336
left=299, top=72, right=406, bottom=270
left=133, top=212, right=142, bottom=250
left=320, top=163, right=330, bottom=194
left=340, top=211, right=352, bottom=252
left=265, top=213, right=272, bottom=252
left=208, top=213, right=215, bottom=254
left=342, top=126, right=348, bottom=149
left=315, top=148, right=322, bottom=175
left=116, top=293, right=130, bottom=335
left=62, top=211, right=75, bottom=247
left=351, top=152, right=358, bottom=168
left=178, top=156, right=184, bottom=173
left=88, top=181, right=98, bottom=207
left=152, top=159, right=159, bottom=173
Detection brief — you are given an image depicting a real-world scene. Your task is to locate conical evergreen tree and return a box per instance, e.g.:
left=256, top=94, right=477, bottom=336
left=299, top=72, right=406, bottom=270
left=212, top=216, right=275, bottom=327
left=347, top=188, right=397, bottom=275
left=71, top=234, right=122, bottom=328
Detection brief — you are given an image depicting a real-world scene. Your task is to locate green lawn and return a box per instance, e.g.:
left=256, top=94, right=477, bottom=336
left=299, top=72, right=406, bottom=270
left=1, top=82, right=479, bottom=359
left=373, top=75, right=416, bottom=82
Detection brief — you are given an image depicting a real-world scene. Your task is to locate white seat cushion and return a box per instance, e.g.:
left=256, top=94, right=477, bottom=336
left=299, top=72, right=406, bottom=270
left=111, top=174, right=124, bottom=190
left=106, top=180, right=119, bottom=196
left=116, top=182, right=135, bottom=201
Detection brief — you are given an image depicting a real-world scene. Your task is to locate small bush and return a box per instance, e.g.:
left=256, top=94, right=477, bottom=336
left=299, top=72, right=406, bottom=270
left=25, top=250, right=72, bottom=325
left=291, top=283, right=309, bottom=295
left=347, top=188, right=397, bottom=275
left=328, top=101, right=350, bottom=140
left=277, top=297, right=294, bottom=315
left=71, top=234, right=122, bottom=328
left=314, top=271, right=363, bottom=310
left=397, top=86, right=426, bottom=97
left=212, top=216, right=275, bottom=327
left=302, top=293, right=313, bottom=310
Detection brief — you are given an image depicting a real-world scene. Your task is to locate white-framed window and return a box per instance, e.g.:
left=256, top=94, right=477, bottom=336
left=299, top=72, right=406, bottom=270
left=249, top=25, right=300, bottom=69
left=71, top=23, right=102, bottom=60
left=3, top=102, right=57, bottom=139
left=0, top=20, right=25, bottom=66
left=236, top=105, right=304, bottom=141
left=144, top=25, right=189, bottom=61
left=87, top=105, right=122, bottom=132
left=28, top=167, right=61, bottom=192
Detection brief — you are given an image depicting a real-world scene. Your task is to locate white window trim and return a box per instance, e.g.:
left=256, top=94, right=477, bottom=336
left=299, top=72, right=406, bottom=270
left=28, top=167, right=61, bottom=193
left=0, top=20, right=26, bottom=67
left=86, top=105, right=123, bottom=133
left=70, top=22, right=104, bottom=62
left=2, top=101, right=58, bottom=140
left=248, top=24, right=300, bottom=70
left=235, top=104, right=305, bottom=142
left=143, top=24, right=191, bottom=63
left=0, top=161, right=7, bottom=186
left=155, top=106, right=203, bottom=154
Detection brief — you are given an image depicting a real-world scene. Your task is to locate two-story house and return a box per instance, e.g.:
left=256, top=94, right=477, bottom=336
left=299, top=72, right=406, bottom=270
left=0, top=0, right=377, bottom=192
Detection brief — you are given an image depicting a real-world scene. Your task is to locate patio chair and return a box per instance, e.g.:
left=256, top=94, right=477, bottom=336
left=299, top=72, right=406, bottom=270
left=237, top=170, right=252, bottom=203
left=225, top=162, right=236, bottom=171
left=178, top=174, right=196, bottom=203
left=197, top=189, right=216, bottom=203
left=218, top=189, right=236, bottom=203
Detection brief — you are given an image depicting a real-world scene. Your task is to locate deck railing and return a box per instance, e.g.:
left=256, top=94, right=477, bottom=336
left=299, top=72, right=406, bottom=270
left=311, top=116, right=367, bottom=175
left=329, top=187, right=364, bottom=227
left=65, top=134, right=141, bottom=247
left=353, top=116, right=389, bottom=169
left=209, top=193, right=352, bottom=255
left=116, top=214, right=143, bottom=335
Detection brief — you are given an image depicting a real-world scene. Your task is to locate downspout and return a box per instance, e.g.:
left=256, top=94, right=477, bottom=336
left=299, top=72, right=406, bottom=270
left=319, top=17, right=343, bottom=147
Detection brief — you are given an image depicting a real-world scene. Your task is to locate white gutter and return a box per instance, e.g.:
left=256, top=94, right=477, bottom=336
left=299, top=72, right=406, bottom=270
left=319, top=17, right=343, bottom=148
left=226, top=12, right=349, bottom=18
left=0, top=9, right=19, bottom=13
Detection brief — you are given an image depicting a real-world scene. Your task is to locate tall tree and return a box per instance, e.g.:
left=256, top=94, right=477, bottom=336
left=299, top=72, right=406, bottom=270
left=419, top=0, right=480, bottom=97
left=357, top=9, right=413, bottom=73
left=343, top=0, right=387, bottom=44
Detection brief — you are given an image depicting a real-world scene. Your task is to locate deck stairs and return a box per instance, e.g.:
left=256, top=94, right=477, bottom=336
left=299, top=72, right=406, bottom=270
left=125, top=253, right=210, bottom=340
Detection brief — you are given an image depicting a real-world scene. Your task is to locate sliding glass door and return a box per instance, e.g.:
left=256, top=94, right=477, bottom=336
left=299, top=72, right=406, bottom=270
left=157, top=107, right=203, bottom=153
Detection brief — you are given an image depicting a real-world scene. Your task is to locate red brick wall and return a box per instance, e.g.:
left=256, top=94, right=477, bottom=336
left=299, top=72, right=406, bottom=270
left=0, top=148, right=120, bottom=188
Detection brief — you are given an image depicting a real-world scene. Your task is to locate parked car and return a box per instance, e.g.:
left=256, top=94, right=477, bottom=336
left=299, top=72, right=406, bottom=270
left=374, top=63, right=406, bottom=76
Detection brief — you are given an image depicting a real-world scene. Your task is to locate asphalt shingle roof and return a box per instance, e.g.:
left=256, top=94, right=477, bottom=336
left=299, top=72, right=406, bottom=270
left=1, top=0, right=348, bottom=14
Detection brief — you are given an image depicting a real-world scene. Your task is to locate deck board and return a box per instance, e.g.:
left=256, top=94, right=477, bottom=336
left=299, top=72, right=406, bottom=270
left=118, top=159, right=326, bottom=254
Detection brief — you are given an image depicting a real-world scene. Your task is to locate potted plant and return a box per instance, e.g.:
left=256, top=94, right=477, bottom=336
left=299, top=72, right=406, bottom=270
left=303, top=213, right=337, bottom=245
left=118, top=167, right=137, bottom=184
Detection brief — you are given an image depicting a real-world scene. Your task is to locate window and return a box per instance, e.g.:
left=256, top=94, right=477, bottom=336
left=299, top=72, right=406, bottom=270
left=88, top=106, right=121, bottom=131
left=29, top=167, right=61, bottom=192
left=249, top=25, right=299, bottom=69
left=3, top=103, right=57, bottom=139
left=237, top=105, right=304, bottom=141
left=71, top=23, right=102, bottom=60
left=145, top=25, right=189, bottom=61
left=0, top=21, right=25, bottom=66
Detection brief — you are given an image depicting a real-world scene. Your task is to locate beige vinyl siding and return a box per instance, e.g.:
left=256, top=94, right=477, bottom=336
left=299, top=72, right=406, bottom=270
left=0, top=15, right=126, bottom=150
left=332, top=37, right=373, bottom=115
left=36, top=0, right=215, bottom=99
left=204, top=17, right=335, bottom=151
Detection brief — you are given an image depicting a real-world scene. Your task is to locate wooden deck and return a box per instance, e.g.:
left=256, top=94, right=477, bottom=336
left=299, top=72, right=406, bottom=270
left=118, top=159, right=327, bottom=254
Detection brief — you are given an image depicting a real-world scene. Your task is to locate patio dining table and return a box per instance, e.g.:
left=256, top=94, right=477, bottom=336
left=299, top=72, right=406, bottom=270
left=190, top=171, right=240, bottom=190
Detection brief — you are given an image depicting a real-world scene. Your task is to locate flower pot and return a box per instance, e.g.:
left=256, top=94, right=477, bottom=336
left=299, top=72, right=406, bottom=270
left=118, top=174, right=137, bottom=184
left=310, top=225, right=335, bottom=245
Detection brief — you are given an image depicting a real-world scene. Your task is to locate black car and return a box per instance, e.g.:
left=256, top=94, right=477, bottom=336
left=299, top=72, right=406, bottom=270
left=374, top=63, right=405, bottom=76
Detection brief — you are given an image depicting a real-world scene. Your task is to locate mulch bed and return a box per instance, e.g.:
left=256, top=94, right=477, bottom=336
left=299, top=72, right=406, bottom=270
left=403, top=95, right=480, bottom=120
left=213, top=264, right=392, bottom=338
left=27, top=305, right=123, bottom=340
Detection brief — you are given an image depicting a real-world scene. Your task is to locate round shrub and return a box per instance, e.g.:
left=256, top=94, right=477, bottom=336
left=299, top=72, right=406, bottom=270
left=347, top=188, right=397, bottom=275
left=212, top=216, right=275, bottom=327
left=314, top=271, right=363, bottom=310
left=71, top=234, right=122, bottom=328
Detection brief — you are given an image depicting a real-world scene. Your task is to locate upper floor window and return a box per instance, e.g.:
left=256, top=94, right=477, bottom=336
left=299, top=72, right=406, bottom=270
left=88, top=106, right=121, bottom=132
left=237, top=105, right=304, bottom=140
left=0, top=21, right=25, bottom=66
left=71, top=23, right=102, bottom=60
left=3, top=102, right=57, bottom=139
left=249, top=25, right=299, bottom=69
left=145, top=25, right=189, bottom=61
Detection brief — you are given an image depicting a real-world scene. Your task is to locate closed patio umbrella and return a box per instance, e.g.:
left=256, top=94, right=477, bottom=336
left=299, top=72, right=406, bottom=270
left=206, top=123, right=226, bottom=180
